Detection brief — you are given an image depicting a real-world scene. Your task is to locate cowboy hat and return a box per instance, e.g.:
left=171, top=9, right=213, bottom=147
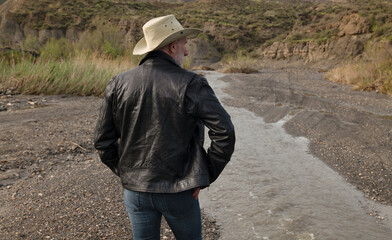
left=133, top=14, right=201, bottom=55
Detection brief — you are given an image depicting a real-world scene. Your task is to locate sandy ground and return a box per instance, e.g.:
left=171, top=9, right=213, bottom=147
left=0, top=67, right=391, bottom=239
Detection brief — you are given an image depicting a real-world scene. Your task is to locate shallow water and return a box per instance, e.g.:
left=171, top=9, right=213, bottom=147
left=199, top=71, right=392, bottom=240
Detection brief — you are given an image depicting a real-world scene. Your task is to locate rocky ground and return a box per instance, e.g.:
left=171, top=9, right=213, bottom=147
left=0, top=94, right=220, bottom=239
left=1, top=67, right=391, bottom=239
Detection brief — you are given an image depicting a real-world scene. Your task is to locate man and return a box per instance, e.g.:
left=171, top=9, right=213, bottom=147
left=94, top=15, right=235, bottom=240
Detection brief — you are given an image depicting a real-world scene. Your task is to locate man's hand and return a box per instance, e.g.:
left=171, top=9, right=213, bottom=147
left=193, top=187, right=200, bottom=200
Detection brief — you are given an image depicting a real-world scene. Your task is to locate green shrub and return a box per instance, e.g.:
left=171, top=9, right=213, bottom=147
left=222, top=66, right=258, bottom=74
left=0, top=49, right=37, bottom=66
left=264, top=39, right=275, bottom=47
left=0, top=49, right=23, bottom=65
left=372, top=24, right=387, bottom=37
left=197, top=32, right=209, bottom=41
left=289, top=33, right=304, bottom=41
left=388, top=35, right=392, bottom=44
left=76, top=20, right=124, bottom=58
left=22, top=35, right=41, bottom=52
left=102, top=41, right=123, bottom=59
left=220, top=49, right=259, bottom=74
left=40, top=38, right=74, bottom=61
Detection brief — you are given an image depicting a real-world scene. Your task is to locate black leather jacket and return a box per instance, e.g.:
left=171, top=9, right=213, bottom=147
left=94, top=51, right=235, bottom=193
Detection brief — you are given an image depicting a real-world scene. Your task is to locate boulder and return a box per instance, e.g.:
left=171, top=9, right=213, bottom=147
left=338, top=14, right=370, bottom=37
left=186, top=38, right=221, bottom=68
left=23, top=26, right=38, bottom=38
left=0, top=14, right=24, bottom=44
left=38, top=29, right=65, bottom=43
left=65, top=28, right=80, bottom=41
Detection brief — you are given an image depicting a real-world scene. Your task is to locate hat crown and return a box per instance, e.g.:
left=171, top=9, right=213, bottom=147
left=133, top=14, right=200, bottom=55
left=143, top=15, right=184, bottom=49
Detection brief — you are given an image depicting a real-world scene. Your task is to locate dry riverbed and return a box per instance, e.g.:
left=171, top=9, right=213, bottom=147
left=0, top=67, right=391, bottom=239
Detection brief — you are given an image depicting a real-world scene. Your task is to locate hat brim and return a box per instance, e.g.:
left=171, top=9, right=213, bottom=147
left=133, top=28, right=201, bottom=55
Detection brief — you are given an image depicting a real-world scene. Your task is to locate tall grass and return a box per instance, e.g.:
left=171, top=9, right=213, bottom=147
left=76, top=19, right=124, bottom=59
left=0, top=53, right=135, bottom=96
left=220, top=50, right=259, bottom=74
left=0, top=22, right=139, bottom=96
left=325, top=41, right=392, bottom=96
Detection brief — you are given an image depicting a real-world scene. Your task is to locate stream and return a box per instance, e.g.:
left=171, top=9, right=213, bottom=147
left=199, top=71, right=392, bottom=240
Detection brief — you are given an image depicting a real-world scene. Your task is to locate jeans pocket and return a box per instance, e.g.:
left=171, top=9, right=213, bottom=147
left=163, top=190, right=195, bottom=217
left=124, top=190, right=142, bottom=213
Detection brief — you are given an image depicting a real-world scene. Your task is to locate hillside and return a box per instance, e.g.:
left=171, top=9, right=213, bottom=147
left=0, top=0, right=391, bottom=65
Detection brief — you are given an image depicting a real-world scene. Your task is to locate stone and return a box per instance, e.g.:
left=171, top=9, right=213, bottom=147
left=338, top=14, right=370, bottom=37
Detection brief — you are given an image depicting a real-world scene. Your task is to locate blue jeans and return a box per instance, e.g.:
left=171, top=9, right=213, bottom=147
left=124, top=189, right=202, bottom=240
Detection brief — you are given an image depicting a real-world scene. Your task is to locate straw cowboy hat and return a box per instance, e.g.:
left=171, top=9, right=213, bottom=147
left=133, top=14, right=201, bottom=55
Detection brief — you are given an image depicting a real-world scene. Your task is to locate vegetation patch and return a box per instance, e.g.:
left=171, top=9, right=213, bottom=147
left=325, top=41, right=392, bottom=96
left=379, top=115, right=392, bottom=121
left=220, top=49, right=260, bottom=74
left=1, top=0, right=392, bottom=96
left=0, top=22, right=139, bottom=96
left=0, top=53, right=133, bottom=96
left=222, top=66, right=258, bottom=74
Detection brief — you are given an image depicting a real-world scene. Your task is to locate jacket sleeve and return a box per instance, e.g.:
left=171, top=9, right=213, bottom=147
left=94, top=77, right=120, bottom=176
left=185, top=75, right=235, bottom=184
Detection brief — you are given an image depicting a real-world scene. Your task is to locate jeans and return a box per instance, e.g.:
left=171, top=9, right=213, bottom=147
left=124, top=189, right=202, bottom=240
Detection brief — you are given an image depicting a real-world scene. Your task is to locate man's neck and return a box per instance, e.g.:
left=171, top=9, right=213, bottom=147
left=139, top=50, right=180, bottom=68
left=159, top=48, right=175, bottom=60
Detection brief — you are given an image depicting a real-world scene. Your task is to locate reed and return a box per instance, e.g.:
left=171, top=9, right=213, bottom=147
left=0, top=20, right=140, bottom=96
left=0, top=53, right=135, bottom=96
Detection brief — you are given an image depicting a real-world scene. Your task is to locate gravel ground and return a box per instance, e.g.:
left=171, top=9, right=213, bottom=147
left=1, top=67, right=391, bottom=239
left=219, top=68, right=392, bottom=205
left=0, top=94, right=220, bottom=239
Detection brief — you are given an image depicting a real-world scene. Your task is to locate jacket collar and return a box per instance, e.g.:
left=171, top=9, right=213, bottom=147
left=139, top=50, right=180, bottom=67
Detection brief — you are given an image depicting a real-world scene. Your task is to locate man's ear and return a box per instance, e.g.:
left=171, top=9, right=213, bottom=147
left=169, top=41, right=177, bottom=54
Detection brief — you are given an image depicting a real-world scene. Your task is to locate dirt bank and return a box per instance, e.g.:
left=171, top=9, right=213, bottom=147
left=219, top=68, right=392, bottom=205
left=0, top=95, right=220, bottom=239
